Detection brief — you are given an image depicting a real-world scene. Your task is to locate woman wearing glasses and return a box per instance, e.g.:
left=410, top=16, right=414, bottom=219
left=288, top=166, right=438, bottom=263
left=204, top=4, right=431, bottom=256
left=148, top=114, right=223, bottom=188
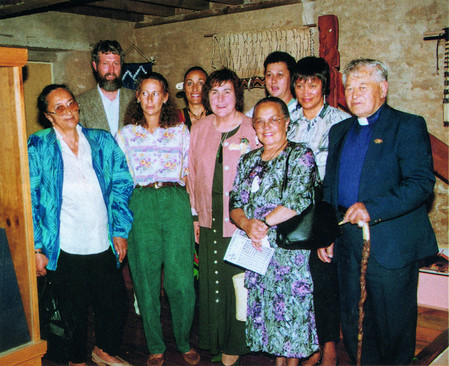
left=29, top=84, right=134, bottom=366
left=230, top=97, right=319, bottom=366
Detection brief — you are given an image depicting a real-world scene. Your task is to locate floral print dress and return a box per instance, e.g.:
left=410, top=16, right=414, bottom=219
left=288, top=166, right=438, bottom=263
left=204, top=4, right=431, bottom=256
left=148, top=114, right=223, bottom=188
left=229, top=142, right=320, bottom=358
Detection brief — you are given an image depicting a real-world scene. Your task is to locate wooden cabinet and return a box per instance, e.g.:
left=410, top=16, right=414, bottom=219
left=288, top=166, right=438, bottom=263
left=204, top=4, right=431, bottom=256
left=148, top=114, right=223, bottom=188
left=0, top=47, right=46, bottom=365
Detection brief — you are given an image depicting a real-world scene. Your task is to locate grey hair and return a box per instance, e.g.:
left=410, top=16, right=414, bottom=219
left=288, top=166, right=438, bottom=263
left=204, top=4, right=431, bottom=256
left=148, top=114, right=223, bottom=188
left=343, top=58, right=388, bottom=86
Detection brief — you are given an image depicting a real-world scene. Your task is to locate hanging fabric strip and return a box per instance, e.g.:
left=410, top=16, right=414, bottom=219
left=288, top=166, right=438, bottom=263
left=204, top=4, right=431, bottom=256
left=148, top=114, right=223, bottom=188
left=212, top=26, right=314, bottom=79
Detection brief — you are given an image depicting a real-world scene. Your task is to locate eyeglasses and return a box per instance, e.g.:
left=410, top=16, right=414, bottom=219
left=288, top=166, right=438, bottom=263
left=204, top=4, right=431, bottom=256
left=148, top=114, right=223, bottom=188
left=47, top=101, right=79, bottom=116
left=253, top=116, right=285, bottom=129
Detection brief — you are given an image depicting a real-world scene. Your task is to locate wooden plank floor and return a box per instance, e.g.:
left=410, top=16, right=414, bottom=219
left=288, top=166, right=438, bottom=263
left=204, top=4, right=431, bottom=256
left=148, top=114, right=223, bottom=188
left=42, top=270, right=448, bottom=366
left=412, top=307, right=448, bottom=366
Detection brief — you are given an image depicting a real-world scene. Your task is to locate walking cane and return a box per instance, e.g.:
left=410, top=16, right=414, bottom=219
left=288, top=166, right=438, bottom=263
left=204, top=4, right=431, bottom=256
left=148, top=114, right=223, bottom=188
left=356, top=223, right=371, bottom=366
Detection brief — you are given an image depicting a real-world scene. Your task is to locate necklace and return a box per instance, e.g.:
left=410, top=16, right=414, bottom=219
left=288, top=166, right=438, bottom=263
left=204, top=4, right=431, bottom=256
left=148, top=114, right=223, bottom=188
left=188, top=107, right=206, bottom=120
left=216, top=122, right=241, bottom=163
left=220, top=131, right=230, bottom=146
left=216, top=131, right=230, bottom=163
left=262, top=140, right=288, bottom=161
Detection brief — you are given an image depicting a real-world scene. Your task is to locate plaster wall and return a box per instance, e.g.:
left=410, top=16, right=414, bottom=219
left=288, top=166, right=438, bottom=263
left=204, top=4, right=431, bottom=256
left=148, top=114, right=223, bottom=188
left=314, top=0, right=447, bottom=143
left=313, top=0, right=448, bottom=249
left=0, top=12, right=135, bottom=92
left=134, top=3, right=309, bottom=112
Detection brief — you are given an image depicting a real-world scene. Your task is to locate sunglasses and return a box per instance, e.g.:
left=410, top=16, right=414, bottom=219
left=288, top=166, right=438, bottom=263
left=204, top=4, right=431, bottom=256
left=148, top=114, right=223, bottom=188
left=47, top=101, right=80, bottom=116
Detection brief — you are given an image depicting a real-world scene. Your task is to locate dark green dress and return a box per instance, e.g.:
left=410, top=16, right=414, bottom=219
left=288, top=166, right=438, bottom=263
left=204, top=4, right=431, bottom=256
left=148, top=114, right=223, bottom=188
left=198, top=127, right=249, bottom=356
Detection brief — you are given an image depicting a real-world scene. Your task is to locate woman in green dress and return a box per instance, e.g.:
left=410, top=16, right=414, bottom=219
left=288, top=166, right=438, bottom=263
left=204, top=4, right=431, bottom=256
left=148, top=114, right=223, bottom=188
left=187, top=68, right=260, bottom=366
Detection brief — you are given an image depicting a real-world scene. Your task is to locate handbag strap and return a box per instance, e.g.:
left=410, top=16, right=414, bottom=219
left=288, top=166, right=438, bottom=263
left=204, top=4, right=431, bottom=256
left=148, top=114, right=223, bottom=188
left=280, top=142, right=321, bottom=202
left=280, top=142, right=294, bottom=199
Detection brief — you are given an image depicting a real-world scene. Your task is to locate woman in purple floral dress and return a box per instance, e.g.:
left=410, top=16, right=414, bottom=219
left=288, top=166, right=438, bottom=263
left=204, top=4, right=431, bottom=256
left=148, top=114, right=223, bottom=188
left=230, top=97, right=319, bottom=366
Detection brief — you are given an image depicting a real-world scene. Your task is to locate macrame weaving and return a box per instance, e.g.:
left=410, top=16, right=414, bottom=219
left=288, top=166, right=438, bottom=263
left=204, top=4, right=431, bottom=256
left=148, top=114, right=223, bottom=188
left=212, top=27, right=314, bottom=79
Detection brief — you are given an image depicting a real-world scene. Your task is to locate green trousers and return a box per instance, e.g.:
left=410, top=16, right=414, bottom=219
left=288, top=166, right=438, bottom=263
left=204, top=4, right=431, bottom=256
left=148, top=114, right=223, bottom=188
left=128, top=186, right=195, bottom=354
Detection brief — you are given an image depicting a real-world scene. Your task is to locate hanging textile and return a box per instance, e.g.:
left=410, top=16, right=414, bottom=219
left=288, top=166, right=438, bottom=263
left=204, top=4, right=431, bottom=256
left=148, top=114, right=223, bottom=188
left=318, top=15, right=348, bottom=111
left=122, top=62, right=153, bottom=90
left=212, top=26, right=314, bottom=79
left=241, top=76, right=265, bottom=89
left=122, top=44, right=155, bottom=90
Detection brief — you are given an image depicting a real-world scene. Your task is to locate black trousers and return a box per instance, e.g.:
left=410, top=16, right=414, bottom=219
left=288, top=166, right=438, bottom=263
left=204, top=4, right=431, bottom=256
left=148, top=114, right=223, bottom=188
left=337, top=226, right=419, bottom=365
left=309, top=250, right=341, bottom=345
left=50, top=249, right=128, bottom=363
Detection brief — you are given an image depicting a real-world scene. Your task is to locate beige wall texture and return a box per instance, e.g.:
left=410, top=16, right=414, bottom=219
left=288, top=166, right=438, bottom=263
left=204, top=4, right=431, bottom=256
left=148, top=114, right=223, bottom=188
left=134, top=3, right=310, bottom=113
left=0, top=12, right=135, bottom=93
left=0, top=0, right=447, bottom=248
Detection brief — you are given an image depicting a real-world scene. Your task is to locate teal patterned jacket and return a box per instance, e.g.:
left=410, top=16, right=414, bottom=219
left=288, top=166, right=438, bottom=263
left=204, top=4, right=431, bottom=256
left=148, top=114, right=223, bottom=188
left=28, top=125, right=134, bottom=271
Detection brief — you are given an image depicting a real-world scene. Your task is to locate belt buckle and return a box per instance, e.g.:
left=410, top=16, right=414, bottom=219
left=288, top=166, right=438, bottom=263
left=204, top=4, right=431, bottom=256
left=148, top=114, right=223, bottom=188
left=155, top=182, right=161, bottom=189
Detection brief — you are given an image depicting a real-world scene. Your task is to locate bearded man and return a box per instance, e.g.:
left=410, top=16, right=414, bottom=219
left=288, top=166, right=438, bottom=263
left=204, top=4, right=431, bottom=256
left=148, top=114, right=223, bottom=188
left=77, top=40, right=134, bottom=136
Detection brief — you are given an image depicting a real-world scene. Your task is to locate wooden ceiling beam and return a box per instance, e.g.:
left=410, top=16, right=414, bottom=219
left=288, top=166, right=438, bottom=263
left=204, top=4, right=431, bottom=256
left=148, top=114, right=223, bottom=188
left=62, top=5, right=145, bottom=21
left=85, top=0, right=175, bottom=17
left=0, top=0, right=97, bottom=19
left=209, top=0, right=244, bottom=4
left=135, top=0, right=299, bottom=28
left=137, top=0, right=209, bottom=11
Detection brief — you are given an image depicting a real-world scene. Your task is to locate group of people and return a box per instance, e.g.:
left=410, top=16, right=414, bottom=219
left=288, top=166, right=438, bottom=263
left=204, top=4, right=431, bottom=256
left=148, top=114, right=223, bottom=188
left=29, top=39, right=438, bottom=366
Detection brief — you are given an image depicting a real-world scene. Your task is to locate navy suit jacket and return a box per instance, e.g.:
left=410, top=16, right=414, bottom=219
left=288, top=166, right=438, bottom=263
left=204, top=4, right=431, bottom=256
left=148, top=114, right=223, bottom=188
left=323, top=104, right=438, bottom=269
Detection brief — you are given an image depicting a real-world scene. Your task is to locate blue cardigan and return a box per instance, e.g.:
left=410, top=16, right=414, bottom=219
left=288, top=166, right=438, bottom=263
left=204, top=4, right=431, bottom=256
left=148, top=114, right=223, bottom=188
left=28, top=125, right=134, bottom=271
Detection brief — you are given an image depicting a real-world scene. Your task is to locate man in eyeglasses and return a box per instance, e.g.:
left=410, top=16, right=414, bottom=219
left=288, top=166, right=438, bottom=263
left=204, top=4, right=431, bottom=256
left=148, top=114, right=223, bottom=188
left=77, top=40, right=134, bottom=136
left=321, top=58, right=437, bottom=365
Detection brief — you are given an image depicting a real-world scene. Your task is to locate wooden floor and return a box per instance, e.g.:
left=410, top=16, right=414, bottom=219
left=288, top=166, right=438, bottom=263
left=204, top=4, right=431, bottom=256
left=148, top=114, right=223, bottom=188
left=42, top=268, right=448, bottom=366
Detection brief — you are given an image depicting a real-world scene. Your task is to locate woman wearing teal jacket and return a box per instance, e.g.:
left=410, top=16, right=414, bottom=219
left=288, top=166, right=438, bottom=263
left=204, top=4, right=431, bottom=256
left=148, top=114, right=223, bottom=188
left=28, top=84, right=134, bottom=366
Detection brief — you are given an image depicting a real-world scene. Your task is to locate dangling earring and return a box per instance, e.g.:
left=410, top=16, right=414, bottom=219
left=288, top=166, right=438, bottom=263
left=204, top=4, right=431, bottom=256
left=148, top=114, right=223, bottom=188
left=137, top=100, right=140, bottom=104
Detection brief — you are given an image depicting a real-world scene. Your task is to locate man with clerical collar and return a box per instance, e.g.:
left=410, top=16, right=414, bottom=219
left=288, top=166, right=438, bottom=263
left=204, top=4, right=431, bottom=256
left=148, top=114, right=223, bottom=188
left=320, top=58, right=437, bottom=365
left=78, top=40, right=134, bottom=136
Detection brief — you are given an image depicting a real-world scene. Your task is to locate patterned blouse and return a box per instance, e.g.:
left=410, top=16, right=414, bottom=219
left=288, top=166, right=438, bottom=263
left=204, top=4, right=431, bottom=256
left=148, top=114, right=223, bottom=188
left=230, top=142, right=317, bottom=244
left=116, top=123, right=189, bottom=186
left=287, top=103, right=350, bottom=180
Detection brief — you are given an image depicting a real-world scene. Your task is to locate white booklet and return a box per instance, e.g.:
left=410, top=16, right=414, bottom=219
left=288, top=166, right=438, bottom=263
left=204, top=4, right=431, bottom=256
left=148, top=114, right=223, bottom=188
left=224, top=229, right=275, bottom=276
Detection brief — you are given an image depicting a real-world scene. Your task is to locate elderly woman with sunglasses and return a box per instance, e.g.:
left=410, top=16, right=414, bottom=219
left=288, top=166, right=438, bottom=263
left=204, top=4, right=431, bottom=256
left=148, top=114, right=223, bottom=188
left=28, top=84, right=134, bottom=366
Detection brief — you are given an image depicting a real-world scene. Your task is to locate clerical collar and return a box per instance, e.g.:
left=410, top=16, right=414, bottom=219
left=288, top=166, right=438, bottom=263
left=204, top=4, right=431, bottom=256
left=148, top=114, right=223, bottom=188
left=358, top=103, right=385, bottom=126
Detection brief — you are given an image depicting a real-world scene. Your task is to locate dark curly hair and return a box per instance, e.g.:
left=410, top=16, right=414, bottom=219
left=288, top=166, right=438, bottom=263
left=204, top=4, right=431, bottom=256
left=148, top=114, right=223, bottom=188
left=202, top=68, right=244, bottom=113
left=293, top=56, right=331, bottom=96
left=124, top=72, right=179, bottom=128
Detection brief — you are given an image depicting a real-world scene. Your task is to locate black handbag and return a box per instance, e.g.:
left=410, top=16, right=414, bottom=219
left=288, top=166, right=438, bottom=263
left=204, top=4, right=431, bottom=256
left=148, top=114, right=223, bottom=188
left=276, top=147, right=340, bottom=250
left=38, top=275, right=76, bottom=363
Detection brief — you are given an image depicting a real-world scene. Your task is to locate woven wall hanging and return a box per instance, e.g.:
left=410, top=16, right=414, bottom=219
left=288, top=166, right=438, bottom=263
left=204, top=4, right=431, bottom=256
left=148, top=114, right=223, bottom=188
left=212, top=26, right=314, bottom=87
